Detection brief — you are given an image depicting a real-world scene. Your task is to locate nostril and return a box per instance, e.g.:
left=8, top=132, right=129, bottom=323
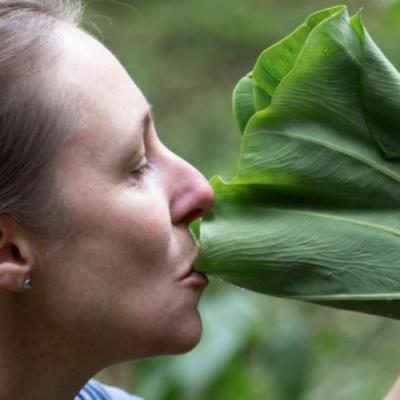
left=183, top=208, right=205, bottom=225
left=11, top=245, right=21, bottom=261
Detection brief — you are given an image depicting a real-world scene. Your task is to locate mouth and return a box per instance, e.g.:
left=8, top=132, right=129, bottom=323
left=180, top=269, right=209, bottom=288
left=179, top=254, right=209, bottom=288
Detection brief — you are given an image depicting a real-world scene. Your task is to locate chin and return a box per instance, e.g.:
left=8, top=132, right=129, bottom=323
left=158, top=312, right=204, bottom=356
left=173, top=326, right=203, bottom=355
left=110, top=319, right=203, bottom=362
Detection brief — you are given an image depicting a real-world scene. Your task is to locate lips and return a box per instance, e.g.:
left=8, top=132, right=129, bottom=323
left=178, top=253, right=209, bottom=288
left=180, top=269, right=209, bottom=288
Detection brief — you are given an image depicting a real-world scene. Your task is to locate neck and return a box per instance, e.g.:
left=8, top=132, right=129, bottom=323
left=0, top=292, right=101, bottom=400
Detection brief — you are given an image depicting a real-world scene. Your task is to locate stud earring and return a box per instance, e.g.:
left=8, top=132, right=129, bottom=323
left=23, top=278, right=32, bottom=292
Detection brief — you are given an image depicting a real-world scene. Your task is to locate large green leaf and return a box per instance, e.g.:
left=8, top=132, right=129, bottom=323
left=194, top=6, right=400, bottom=319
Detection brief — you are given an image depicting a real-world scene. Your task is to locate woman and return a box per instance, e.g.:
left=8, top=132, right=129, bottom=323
left=0, top=0, right=214, bottom=399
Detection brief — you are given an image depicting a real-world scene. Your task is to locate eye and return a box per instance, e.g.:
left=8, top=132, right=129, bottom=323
left=131, top=162, right=151, bottom=180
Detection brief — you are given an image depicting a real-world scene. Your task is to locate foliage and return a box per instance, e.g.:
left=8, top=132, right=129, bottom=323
left=195, top=5, right=400, bottom=319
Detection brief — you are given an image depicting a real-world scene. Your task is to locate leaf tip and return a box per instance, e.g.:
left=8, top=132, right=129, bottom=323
left=350, top=8, right=365, bottom=40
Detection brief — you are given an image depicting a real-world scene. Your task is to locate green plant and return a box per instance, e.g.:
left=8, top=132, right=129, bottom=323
left=194, top=5, right=400, bottom=319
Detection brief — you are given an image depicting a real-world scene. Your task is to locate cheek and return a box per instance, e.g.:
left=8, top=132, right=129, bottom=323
left=37, top=189, right=173, bottom=322
left=77, top=190, right=173, bottom=285
left=37, top=182, right=204, bottom=358
left=105, top=198, right=173, bottom=287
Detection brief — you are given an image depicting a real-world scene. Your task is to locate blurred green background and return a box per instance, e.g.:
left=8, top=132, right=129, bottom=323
left=81, top=1, right=400, bottom=399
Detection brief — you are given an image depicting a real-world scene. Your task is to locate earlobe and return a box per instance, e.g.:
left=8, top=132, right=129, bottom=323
left=0, top=218, right=35, bottom=293
left=0, top=262, right=31, bottom=293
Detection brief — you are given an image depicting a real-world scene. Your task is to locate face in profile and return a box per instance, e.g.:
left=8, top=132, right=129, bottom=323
left=33, top=23, right=214, bottom=362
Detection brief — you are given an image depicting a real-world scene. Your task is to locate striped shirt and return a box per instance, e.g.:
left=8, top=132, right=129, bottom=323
left=75, top=380, right=143, bottom=400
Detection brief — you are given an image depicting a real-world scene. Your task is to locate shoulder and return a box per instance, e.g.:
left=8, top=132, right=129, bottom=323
left=101, top=381, right=144, bottom=400
left=76, top=379, right=144, bottom=400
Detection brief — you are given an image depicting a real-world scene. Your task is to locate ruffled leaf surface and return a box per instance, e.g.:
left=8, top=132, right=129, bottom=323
left=194, top=5, right=400, bottom=319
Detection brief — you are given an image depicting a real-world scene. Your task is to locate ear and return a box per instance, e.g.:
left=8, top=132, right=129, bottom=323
left=0, top=216, right=36, bottom=293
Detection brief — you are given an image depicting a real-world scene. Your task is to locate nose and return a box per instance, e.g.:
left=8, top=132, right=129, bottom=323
left=166, top=151, right=215, bottom=226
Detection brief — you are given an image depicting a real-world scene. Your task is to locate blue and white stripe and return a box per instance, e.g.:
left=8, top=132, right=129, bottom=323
left=75, top=380, right=143, bottom=400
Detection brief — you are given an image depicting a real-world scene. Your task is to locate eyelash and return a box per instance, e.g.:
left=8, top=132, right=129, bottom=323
left=131, top=163, right=151, bottom=180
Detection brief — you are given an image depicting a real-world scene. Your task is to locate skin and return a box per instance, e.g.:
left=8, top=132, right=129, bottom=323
left=0, top=22, right=214, bottom=400
left=385, top=376, right=400, bottom=400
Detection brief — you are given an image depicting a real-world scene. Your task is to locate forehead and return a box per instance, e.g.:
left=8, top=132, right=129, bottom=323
left=49, top=23, right=148, bottom=149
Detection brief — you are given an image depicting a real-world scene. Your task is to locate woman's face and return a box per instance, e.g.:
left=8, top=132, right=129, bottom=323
left=34, top=24, right=214, bottom=361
